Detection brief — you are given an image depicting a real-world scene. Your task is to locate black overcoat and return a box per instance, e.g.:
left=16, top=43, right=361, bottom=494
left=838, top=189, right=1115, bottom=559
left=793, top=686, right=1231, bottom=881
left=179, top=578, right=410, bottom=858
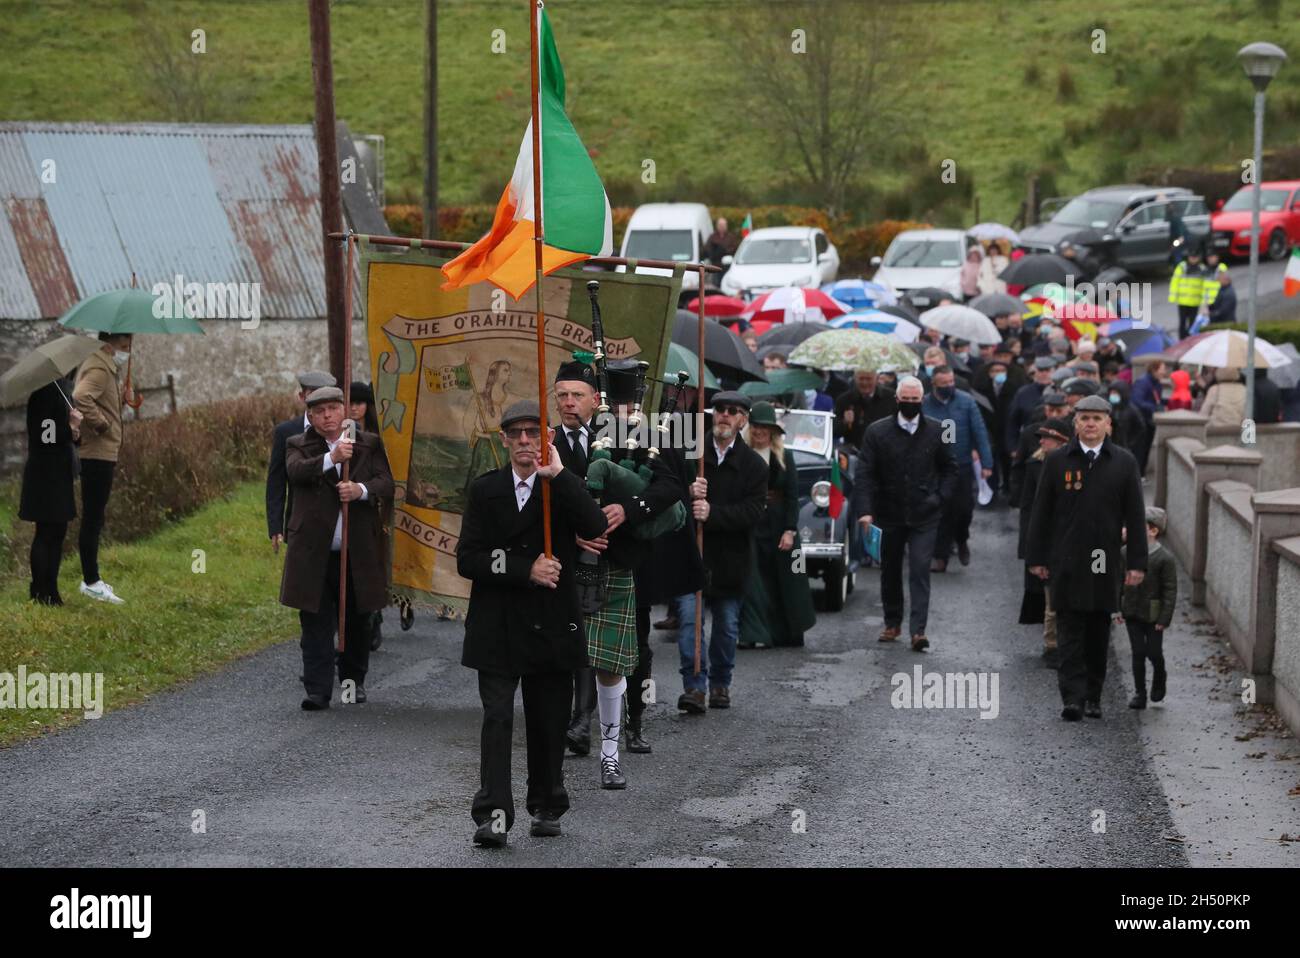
left=19, top=380, right=78, bottom=524
left=266, top=414, right=306, bottom=540
left=701, top=435, right=767, bottom=598
left=850, top=414, right=958, bottom=529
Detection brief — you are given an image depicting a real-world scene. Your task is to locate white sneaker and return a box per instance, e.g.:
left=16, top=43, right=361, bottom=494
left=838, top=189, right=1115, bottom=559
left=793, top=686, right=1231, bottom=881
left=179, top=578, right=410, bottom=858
left=80, top=580, right=124, bottom=605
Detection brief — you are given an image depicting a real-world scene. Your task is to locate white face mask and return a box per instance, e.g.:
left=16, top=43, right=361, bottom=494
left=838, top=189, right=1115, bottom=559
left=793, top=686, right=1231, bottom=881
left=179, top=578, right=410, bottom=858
left=113, top=350, right=131, bottom=366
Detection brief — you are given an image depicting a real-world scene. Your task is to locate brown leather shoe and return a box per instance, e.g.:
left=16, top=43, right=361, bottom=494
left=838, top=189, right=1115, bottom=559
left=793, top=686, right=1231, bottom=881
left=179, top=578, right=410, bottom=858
left=677, top=689, right=707, bottom=714
left=708, top=686, right=731, bottom=709
left=930, top=559, right=947, bottom=573
left=911, top=633, right=930, bottom=652
left=878, top=626, right=901, bottom=643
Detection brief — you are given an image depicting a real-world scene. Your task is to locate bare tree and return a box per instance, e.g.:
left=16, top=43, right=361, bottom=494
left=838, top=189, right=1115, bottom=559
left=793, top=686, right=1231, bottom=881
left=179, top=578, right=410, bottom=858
left=131, top=4, right=250, bottom=122
left=733, top=0, right=899, bottom=215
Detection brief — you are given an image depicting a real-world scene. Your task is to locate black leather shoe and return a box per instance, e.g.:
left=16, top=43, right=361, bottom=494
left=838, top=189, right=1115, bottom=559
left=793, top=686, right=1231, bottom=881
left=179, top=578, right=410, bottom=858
left=370, top=630, right=382, bottom=652
left=957, top=542, right=971, bottom=566
left=625, top=717, right=652, bottom=753
left=301, top=694, right=330, bottom=711
left=566, top=713, right=592, bottom=755
left=353, top=685, right=367, bottom=704
left=1128, top=693, right=1147, bottom=709
left=1084, top=700, right=1102, bottom=719
left=399, top=604, right=415, bottom=631
left=1042, top=648, right=1060, bottom=669
left=473, top=823, right=508, bottom=848
left=600, top=755, right=627, bottom=789
left=1150, top=672, right=1166, bottom=702
left=1061, top=704, right=1083, bottom=721
left=529, top=815, right=561, bottom=838
left=653, top=615, right=680, bottom=631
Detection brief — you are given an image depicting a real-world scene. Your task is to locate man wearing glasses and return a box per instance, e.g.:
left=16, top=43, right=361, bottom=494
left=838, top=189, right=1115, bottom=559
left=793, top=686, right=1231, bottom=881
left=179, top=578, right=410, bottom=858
left=677, top=391, right=767, bottom=714
left=456, top=400, right=608, bottom=847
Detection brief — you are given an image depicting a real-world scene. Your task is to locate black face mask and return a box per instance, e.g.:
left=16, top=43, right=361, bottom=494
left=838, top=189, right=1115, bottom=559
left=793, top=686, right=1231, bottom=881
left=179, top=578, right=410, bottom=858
left=898, top=401, right=923, bottom=420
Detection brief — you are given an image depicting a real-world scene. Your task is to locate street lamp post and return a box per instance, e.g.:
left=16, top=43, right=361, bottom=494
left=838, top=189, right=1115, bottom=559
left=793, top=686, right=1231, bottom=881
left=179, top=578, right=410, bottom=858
left=1237, top=41, right=1287, bottom=424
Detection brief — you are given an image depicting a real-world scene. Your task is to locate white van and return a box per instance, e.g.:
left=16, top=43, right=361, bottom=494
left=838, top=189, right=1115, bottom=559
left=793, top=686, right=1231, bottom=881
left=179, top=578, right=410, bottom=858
left=616, top=202, right=713, bottom=291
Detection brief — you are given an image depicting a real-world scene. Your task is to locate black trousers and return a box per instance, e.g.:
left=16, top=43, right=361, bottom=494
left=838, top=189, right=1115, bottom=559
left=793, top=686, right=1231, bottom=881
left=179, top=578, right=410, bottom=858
left=1177, top=305, right=1199, bottom=340
left=629, top=604, right=654, bottom=722
left=1133, top=419, right=1155, bottom=477
left=472, top=669, right=572, bottom=832
left=298, top=551, right=371, bottom=699
left=934, top=475, right=974, bottom=560
left=78, top=458, right=115, bottom=584
left=30, top=521, right=68, bottom=603
left=879, top=521, right=939, bottom=636
left=1056, top=609, right=1111, bottom=706
left=1126, top=619, right=1165, bottom=691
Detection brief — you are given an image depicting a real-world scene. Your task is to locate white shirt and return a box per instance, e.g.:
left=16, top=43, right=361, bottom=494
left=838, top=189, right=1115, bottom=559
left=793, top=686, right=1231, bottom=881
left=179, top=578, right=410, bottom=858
left=896, top=412, right=919, bottom=435
left=1079, top=439, right=1103, bottom=460
left=713, top=437, right=735, bottom=464
left=302, top=412, right=311, bottom=432
left=322, top=435, right=369, bottom=551
left=512, top=469, right=537, bottom=511
left=567, top=426, right=588, bottom=456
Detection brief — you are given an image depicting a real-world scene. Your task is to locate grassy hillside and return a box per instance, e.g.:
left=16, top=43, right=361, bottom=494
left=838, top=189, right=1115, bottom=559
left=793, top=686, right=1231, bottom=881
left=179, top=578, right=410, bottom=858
left=3, top=0, right=1300, bottom=224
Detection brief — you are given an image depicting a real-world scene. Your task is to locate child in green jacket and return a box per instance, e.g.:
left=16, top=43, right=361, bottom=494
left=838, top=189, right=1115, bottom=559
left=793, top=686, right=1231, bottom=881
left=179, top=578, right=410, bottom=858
left=1118, top=506, right=1178, bottom=708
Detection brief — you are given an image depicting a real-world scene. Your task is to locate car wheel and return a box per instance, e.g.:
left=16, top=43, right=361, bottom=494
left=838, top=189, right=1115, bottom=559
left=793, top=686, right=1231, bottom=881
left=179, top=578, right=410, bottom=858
left=1267, top=228, right=1290, bottom=261
left=823, top=559, right=848, bottom=612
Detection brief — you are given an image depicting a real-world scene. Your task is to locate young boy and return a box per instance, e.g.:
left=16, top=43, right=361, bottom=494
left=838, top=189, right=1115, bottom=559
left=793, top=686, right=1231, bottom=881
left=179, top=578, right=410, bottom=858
left=1118, top=507, right=1177, bottom=709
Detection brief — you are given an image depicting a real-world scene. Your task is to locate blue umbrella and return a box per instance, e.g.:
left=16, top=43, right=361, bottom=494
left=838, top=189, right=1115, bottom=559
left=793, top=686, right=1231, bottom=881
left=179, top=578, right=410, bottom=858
left=830, top=309, right=920, bottom=342
left=821, top=279, right=897, bottom=310
left=1112, top=327, right=1175, bottom=357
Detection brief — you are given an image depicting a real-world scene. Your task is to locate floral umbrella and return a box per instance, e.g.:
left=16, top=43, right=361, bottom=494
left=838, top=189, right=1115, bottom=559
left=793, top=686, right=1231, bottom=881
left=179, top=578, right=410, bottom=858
left=787, top=328, right=920, bottom=373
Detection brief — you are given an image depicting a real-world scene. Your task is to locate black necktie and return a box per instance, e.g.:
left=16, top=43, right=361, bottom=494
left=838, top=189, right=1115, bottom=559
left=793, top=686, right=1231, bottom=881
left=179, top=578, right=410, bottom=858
left=569, top=429, right=587, bottom=470
left=1086, top=449, right=1097, bottom=469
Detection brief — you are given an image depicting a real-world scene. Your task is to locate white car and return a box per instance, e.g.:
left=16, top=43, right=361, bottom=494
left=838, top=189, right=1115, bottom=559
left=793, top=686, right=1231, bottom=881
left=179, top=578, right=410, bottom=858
left=870, top=228, right=971, bottom=301
left=719, top=226, right=839, bottom=300
left=616, top=202, right=713, bottom=292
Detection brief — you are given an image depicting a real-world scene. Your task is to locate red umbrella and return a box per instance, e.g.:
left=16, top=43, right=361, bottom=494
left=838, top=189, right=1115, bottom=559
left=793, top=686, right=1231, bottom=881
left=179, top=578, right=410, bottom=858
left=686, top=294, right=749, bottom=318
left=744, top=286, right=853, bottom=324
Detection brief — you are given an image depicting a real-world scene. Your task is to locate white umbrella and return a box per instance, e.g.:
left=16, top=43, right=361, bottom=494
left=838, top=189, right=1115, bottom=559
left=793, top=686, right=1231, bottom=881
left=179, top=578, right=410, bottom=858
left=1177, top=330, right=1292, bottom=369
left=967, top=222, right=1019, bottom=244
left=744, top=286, right=853, bottom=324
left=1268, top=342, right=1300, bottom=389
left=919, top=304, right=1002, bottom=345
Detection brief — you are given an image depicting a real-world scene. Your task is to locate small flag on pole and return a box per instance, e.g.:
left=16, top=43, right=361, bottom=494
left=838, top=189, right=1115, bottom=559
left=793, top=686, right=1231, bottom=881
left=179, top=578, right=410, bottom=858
left=741, top=212, right=753, bottom=238
left=1285, top=248, right=1300, bottom=297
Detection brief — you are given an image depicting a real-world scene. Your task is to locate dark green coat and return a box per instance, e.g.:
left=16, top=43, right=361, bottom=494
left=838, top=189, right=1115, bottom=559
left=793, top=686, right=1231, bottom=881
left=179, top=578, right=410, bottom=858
left=741, top=447, right=816, bottom=646
left=1121, top=542, right=1177, bottom=626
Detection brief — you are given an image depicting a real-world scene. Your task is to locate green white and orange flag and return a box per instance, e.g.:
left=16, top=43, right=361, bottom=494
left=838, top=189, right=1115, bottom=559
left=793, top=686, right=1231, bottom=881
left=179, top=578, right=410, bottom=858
left=1285, top=248, right=1300, bottom=297
left=741, top=212, right=753, bottom=237
left=440, top=6, right=612, bottom=299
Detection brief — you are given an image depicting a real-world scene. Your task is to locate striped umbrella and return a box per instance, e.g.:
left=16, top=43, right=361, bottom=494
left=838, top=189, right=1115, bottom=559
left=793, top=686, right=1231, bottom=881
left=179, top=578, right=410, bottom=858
left=1171, top=330, right=1292, bottom=369
left=829, top=310, right=920, bottom=342
left=821, top=279, right=898, bottom=309
left=744, top=286, right=853, bottom=324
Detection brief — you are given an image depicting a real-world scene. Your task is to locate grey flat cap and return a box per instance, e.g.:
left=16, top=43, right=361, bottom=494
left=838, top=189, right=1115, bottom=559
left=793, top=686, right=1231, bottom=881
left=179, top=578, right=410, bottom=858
left=1042, top=390, right=1068, bottom=407
left=305, top=385, right=344, bottom=407
left=298, top=370, right=337, bottom=390
left=500, top=399, right=542, bottom=430
left=1144, top=506, right=1167, bottom=532
left=1051, top=366, right=1073, bottom=383
left=710, top=390, right=752, bottom=412
left=1073, top=394, right=1112, bottom=414
left=1034, top=356, right=1059, bottom=370
left=1063, top=378, right=1098, bottom=396
left=1073, top=360, right=1100, bottom=375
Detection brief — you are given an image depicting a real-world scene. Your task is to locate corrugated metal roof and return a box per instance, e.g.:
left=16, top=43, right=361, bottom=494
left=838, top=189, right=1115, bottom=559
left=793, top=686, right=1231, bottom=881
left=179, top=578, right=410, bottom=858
left=0, top=122, right=378, bottom=320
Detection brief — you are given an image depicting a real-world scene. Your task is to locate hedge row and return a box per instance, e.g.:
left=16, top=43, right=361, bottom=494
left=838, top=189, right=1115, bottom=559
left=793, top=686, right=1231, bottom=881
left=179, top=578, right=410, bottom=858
left=1205, top=320, right=1300, bottom=351
left=382, top=204, right=930, bottom=274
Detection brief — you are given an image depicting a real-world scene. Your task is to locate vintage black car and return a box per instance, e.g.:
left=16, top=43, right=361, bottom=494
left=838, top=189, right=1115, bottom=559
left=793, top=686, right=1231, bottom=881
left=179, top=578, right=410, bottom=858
left=778, top=408, right=857, bottom=611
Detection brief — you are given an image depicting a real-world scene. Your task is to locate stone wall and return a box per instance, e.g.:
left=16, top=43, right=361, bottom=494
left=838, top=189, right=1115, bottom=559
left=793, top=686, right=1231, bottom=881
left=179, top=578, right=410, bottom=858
left=1273, top=538, right=1300, bottom=739
left=1164, top=439, right=1199, bottom=570
left=1203, top=484, right=1255, bottom=655
left=1, top=318, right=372, bottom=472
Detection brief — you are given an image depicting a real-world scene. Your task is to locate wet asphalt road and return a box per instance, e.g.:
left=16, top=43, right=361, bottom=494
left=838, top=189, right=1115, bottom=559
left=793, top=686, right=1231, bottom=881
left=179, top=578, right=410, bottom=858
left=0, top=503, right=1189, bottom=868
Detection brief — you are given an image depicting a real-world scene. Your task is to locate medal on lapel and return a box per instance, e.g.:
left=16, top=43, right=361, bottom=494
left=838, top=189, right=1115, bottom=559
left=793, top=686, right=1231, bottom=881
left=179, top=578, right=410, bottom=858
left=1064, top=468, right=1073, bottom=490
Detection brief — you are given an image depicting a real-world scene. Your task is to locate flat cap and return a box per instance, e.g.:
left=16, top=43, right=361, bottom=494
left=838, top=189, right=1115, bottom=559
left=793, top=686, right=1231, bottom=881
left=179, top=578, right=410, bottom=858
left=1073, top=360, right=1100, bottom=375
left=1034, top=356, right=1059, bottom=370
left=1144, top=506, right=1167, bottom=532
left=298, top=370, right=336, bottom=390
left=1037, top=420, right=1073, bottom=443
left=1073, top=394, right=1112, bottom=414
left=710, top=390, right=752, bottom=412
left=992, top=340, right=1016, bottom=355
left=1063, top=378, right=1098, bottom=396
left=1042, top=390, right=1068, bottom=407
left=500, top=399, right=542, bottom=430
left=305, top=385, right=344, bottom=407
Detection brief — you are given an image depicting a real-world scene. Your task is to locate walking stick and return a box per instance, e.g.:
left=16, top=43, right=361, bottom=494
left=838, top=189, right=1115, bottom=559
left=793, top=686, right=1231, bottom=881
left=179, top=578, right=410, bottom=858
left=694, top=265, right=706, bottom=676
left=338, top=231, right=356, bottom=651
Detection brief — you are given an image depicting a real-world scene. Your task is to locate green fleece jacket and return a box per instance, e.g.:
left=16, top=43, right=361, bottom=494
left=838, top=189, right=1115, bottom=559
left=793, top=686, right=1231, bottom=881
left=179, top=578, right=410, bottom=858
left=1120, top=541, right=1177, bottom=626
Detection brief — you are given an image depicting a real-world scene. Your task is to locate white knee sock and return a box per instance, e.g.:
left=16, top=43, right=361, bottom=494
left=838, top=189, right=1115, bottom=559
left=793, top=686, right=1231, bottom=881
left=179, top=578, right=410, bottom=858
left=597, top=678, right=626, bottom=762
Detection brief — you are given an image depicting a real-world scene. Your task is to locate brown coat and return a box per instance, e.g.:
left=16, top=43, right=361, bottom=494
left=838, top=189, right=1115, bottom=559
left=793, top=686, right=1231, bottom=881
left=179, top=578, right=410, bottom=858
left=73, top=347, right=123, bottom=462
left=279, top=428, right=395, bottom=614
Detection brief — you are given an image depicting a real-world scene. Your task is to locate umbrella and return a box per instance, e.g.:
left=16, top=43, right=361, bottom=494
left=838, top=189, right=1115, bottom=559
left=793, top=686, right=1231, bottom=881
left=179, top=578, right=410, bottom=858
left=739, top=368, right=824, bottom=399
left=902, top=287, right=954, bottom=311
left=756, top=319, right=831, bottom=348
left=1174, top=330, right=1293, bottom=369
left=1020, top=282, right=1087, bottom=305
left=1111, top=327, right=1175, bottom=358
left=685, top=294, right=749, bottom=318
left=788, top=329, right=919, bottom=373
left=820, top=279, right=897, bottom=309
left=1268, top=342, right=1300, bottom=389
left=744, top=286, right=853, bottom=324
left=919, top=304, right=1001, bottom=345
left=967, top=222, right=1020, bottom=244
left=875, top=302, right=921, bottom=324
left=58, top=288, right=205, bottom=335
left=829, top=310, right=920, bottom=342
left=968, top=292, right=1029, bottom=318
left=0, top=335, right=102, bottom=407
left=999, top=254, right=1086, bottom=288
left=1054, top=303, right=1118, bottom=322
left=664, top=341, right=720, bottom=390
left=672, top=310, right=766, bottom=382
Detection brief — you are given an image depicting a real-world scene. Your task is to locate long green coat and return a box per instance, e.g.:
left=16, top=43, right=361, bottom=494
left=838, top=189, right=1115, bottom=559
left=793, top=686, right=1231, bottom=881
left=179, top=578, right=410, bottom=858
left=741, top=447, right=816, bottom=647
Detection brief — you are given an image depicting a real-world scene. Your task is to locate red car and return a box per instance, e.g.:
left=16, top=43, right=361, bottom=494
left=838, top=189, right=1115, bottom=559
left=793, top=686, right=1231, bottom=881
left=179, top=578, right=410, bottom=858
left=1210, top=180, right=1300, bottom=260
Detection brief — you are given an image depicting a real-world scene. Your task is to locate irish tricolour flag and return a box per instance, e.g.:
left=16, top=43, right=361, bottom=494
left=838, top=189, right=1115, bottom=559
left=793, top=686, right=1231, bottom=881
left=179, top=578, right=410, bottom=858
left=1285, top=248, right=1300, bottom=297
left=440, top=7, right=612, bottom=299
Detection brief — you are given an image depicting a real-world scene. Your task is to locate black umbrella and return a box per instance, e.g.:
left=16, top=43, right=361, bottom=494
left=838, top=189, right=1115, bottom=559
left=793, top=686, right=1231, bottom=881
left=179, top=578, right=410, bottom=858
left=903, top=287, right=955, bottom=311
left=875, top=302, right=921, bottom=324
left=999, top=253, right=1087, bottom=288
left=756, top=320, right=831, bottom=348
left=672, top=310, right=767, bottom=383
left=968, top=292, right=1028, bottom=318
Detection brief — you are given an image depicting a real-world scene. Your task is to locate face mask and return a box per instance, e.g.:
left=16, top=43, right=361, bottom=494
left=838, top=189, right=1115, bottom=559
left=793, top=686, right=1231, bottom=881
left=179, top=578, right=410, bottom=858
left=924, top=365, right=937, bottom=377
left=1109, top=393, right=1121, bottom=405
left=934, top=385, right=955, bottom=401
left=993, top=372, right=1007, bottom=385
left=113, top=350, right=130, bottom=366
left=898, top=401, right=922, bottom=420
left=954, top=350, right=968, bottom=361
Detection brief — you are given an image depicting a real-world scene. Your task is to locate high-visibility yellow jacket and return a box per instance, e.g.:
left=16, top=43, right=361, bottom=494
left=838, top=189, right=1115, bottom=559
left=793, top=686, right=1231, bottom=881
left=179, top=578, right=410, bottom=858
left=1169, top=261, right=1219, bottom=307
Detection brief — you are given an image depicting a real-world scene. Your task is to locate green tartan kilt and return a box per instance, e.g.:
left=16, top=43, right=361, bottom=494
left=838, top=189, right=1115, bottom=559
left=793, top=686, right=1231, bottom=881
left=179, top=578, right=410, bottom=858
left=585, top=567, right=639, bottom=676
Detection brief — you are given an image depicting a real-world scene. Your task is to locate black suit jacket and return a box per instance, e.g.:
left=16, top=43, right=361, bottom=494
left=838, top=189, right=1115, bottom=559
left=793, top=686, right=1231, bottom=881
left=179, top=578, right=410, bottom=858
left=266, top=414, right=307, bottom=539
left=457, top=465, right=608, bottom=675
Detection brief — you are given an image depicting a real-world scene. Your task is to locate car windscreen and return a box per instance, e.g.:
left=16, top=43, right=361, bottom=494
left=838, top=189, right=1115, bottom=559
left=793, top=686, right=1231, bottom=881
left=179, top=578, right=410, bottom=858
left=780, top=411, right=831, bottom=459
left=1223, top=188, right=1291, bottom=213
left=1051, top=197, right=1126, bottom=229
left=736, top=238, right=812, bottom=265
left=882, top=239, right=963, bottom=268
left=623, top=229, right=694, bottom=261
